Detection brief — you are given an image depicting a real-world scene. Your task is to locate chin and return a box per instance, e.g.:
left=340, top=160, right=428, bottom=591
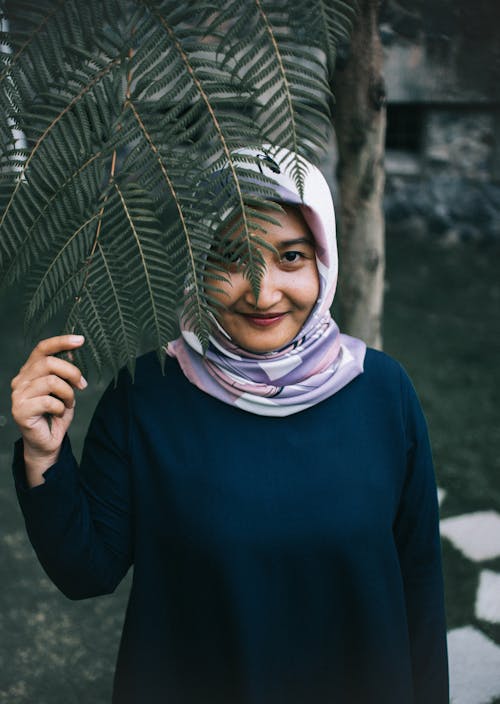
left=235, top=334, right=296, bottom=354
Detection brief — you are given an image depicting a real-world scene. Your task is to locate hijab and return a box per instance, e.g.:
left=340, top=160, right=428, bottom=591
left=166, top=146, right=366, bottom=417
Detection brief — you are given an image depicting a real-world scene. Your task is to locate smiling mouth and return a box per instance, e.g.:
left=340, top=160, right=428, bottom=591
left=239, top=312, right=287, bottom=327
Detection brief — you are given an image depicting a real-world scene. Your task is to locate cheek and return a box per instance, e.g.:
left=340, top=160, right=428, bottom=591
left=204, top=271, right=236, bottom=307
left=301, top=266, right=320, bottom=312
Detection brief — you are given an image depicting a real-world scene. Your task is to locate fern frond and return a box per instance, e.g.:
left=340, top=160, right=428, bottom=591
left=0, top=0, right=356, bottom=375
left=0, top=55, right=122, bottom=251
left=124, top=99, right=213, bottom=344
left=0, top=1, right=66, bottom=89
left=114, top=182, right=165, bottom=351
left=213, top=0, right=334, bottom=195
left=0, top=153, right=104, bottom=288
left=62, top=241, right=138, bottom=379
left=24, top=211, right=100, bottom=325
left=287, top=0, right=358, bottom=77
left=136, top=2, right=269, bottom=302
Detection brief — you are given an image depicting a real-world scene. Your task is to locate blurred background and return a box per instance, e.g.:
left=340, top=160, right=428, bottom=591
left=1, top=0, right=500, bottom=701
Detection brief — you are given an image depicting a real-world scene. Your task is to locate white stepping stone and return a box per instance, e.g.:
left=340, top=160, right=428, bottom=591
left=448, top=626, right=500, bottom=704
left=437, top=487, right=446, bottom=507
left=440, top=511, right=500, bottom=561
left=475, top=570, right=500, bottom=624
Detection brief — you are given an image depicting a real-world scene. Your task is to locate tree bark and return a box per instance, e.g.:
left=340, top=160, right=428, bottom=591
left=332, top=0, right=386, bottom=349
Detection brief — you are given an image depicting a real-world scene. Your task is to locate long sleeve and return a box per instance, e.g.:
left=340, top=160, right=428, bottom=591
left=393, top=368, right=449, bottom=703
left=12, top=369, right=133, bottom=600
left=11, top=349, right=450, bottom=703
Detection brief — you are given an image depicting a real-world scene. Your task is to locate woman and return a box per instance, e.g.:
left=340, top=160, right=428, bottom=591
left=11, top=147, right=449, bottom=703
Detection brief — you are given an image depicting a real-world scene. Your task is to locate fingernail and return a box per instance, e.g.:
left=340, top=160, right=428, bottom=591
left=70, top=335, right=84, bottom=344
left=79, top=376, right=88, bottom=389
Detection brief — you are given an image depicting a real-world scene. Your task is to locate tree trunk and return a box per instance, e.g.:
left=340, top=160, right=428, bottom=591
left=332, top=0, right=386, bottom=349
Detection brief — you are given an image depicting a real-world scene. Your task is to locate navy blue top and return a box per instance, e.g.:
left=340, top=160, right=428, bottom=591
left=13, top=349, right=448, bottom=704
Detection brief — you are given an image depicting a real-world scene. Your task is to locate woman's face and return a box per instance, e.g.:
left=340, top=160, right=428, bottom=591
left=207, top=205, right=320, bottom=354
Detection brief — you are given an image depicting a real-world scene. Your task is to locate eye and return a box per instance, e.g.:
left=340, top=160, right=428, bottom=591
left=220, top=248, right=243, bottom=270
left=281, top=250, right=303, bottom=263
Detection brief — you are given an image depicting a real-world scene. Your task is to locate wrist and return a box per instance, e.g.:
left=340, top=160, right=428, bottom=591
left=23, top=444, right=60, bottom=486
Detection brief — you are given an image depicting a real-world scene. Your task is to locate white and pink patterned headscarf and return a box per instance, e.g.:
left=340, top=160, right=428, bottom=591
left=166, top=146, right=366, bottom=417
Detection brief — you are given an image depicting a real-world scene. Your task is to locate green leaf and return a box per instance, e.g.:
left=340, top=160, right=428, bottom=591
left=0, top=0, right=356, bottom=375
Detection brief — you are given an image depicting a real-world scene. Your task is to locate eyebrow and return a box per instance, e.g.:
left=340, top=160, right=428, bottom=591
left=277, top=237, right=315, bottom=248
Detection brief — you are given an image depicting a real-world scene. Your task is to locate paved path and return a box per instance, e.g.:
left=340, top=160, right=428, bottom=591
left=439, top=491, right=500, bottom=703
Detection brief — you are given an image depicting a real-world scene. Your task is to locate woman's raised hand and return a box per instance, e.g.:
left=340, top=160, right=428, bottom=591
left=11, top=335, right=87, bottom=486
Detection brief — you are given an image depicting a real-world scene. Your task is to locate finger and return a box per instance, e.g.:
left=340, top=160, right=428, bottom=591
left=23, top=355, right=87, bottom=390
left=13, top=395, right=67, bottom=428
left=17, top=375, right=76, bottom=409
left=19, top=335, right=85, bottom=384
left=30, top=335, right=85, bottom=362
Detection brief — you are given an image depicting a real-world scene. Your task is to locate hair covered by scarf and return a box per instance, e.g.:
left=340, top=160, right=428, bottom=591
left=166, top=146, right=366, bottom=417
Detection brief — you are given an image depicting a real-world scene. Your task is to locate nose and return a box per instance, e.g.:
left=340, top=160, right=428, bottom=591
left=243, top=268, right=282, bottom=310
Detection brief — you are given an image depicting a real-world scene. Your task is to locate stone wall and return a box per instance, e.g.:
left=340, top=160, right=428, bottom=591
left=385, top=107, right=500, bottom=242
left=381, top=0, right=500, bottom=103
left=379, top=0, right=500, bottom=242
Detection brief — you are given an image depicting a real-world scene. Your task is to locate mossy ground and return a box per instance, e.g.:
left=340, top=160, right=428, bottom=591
left=384, top=230, right=500, bottom=636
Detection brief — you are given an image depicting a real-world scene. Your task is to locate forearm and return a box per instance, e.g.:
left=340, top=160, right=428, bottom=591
left=13, top=435, right=132, bottom=599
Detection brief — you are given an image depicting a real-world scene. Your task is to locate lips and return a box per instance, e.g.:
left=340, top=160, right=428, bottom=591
left=239, top=312, right=287, bottom=327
